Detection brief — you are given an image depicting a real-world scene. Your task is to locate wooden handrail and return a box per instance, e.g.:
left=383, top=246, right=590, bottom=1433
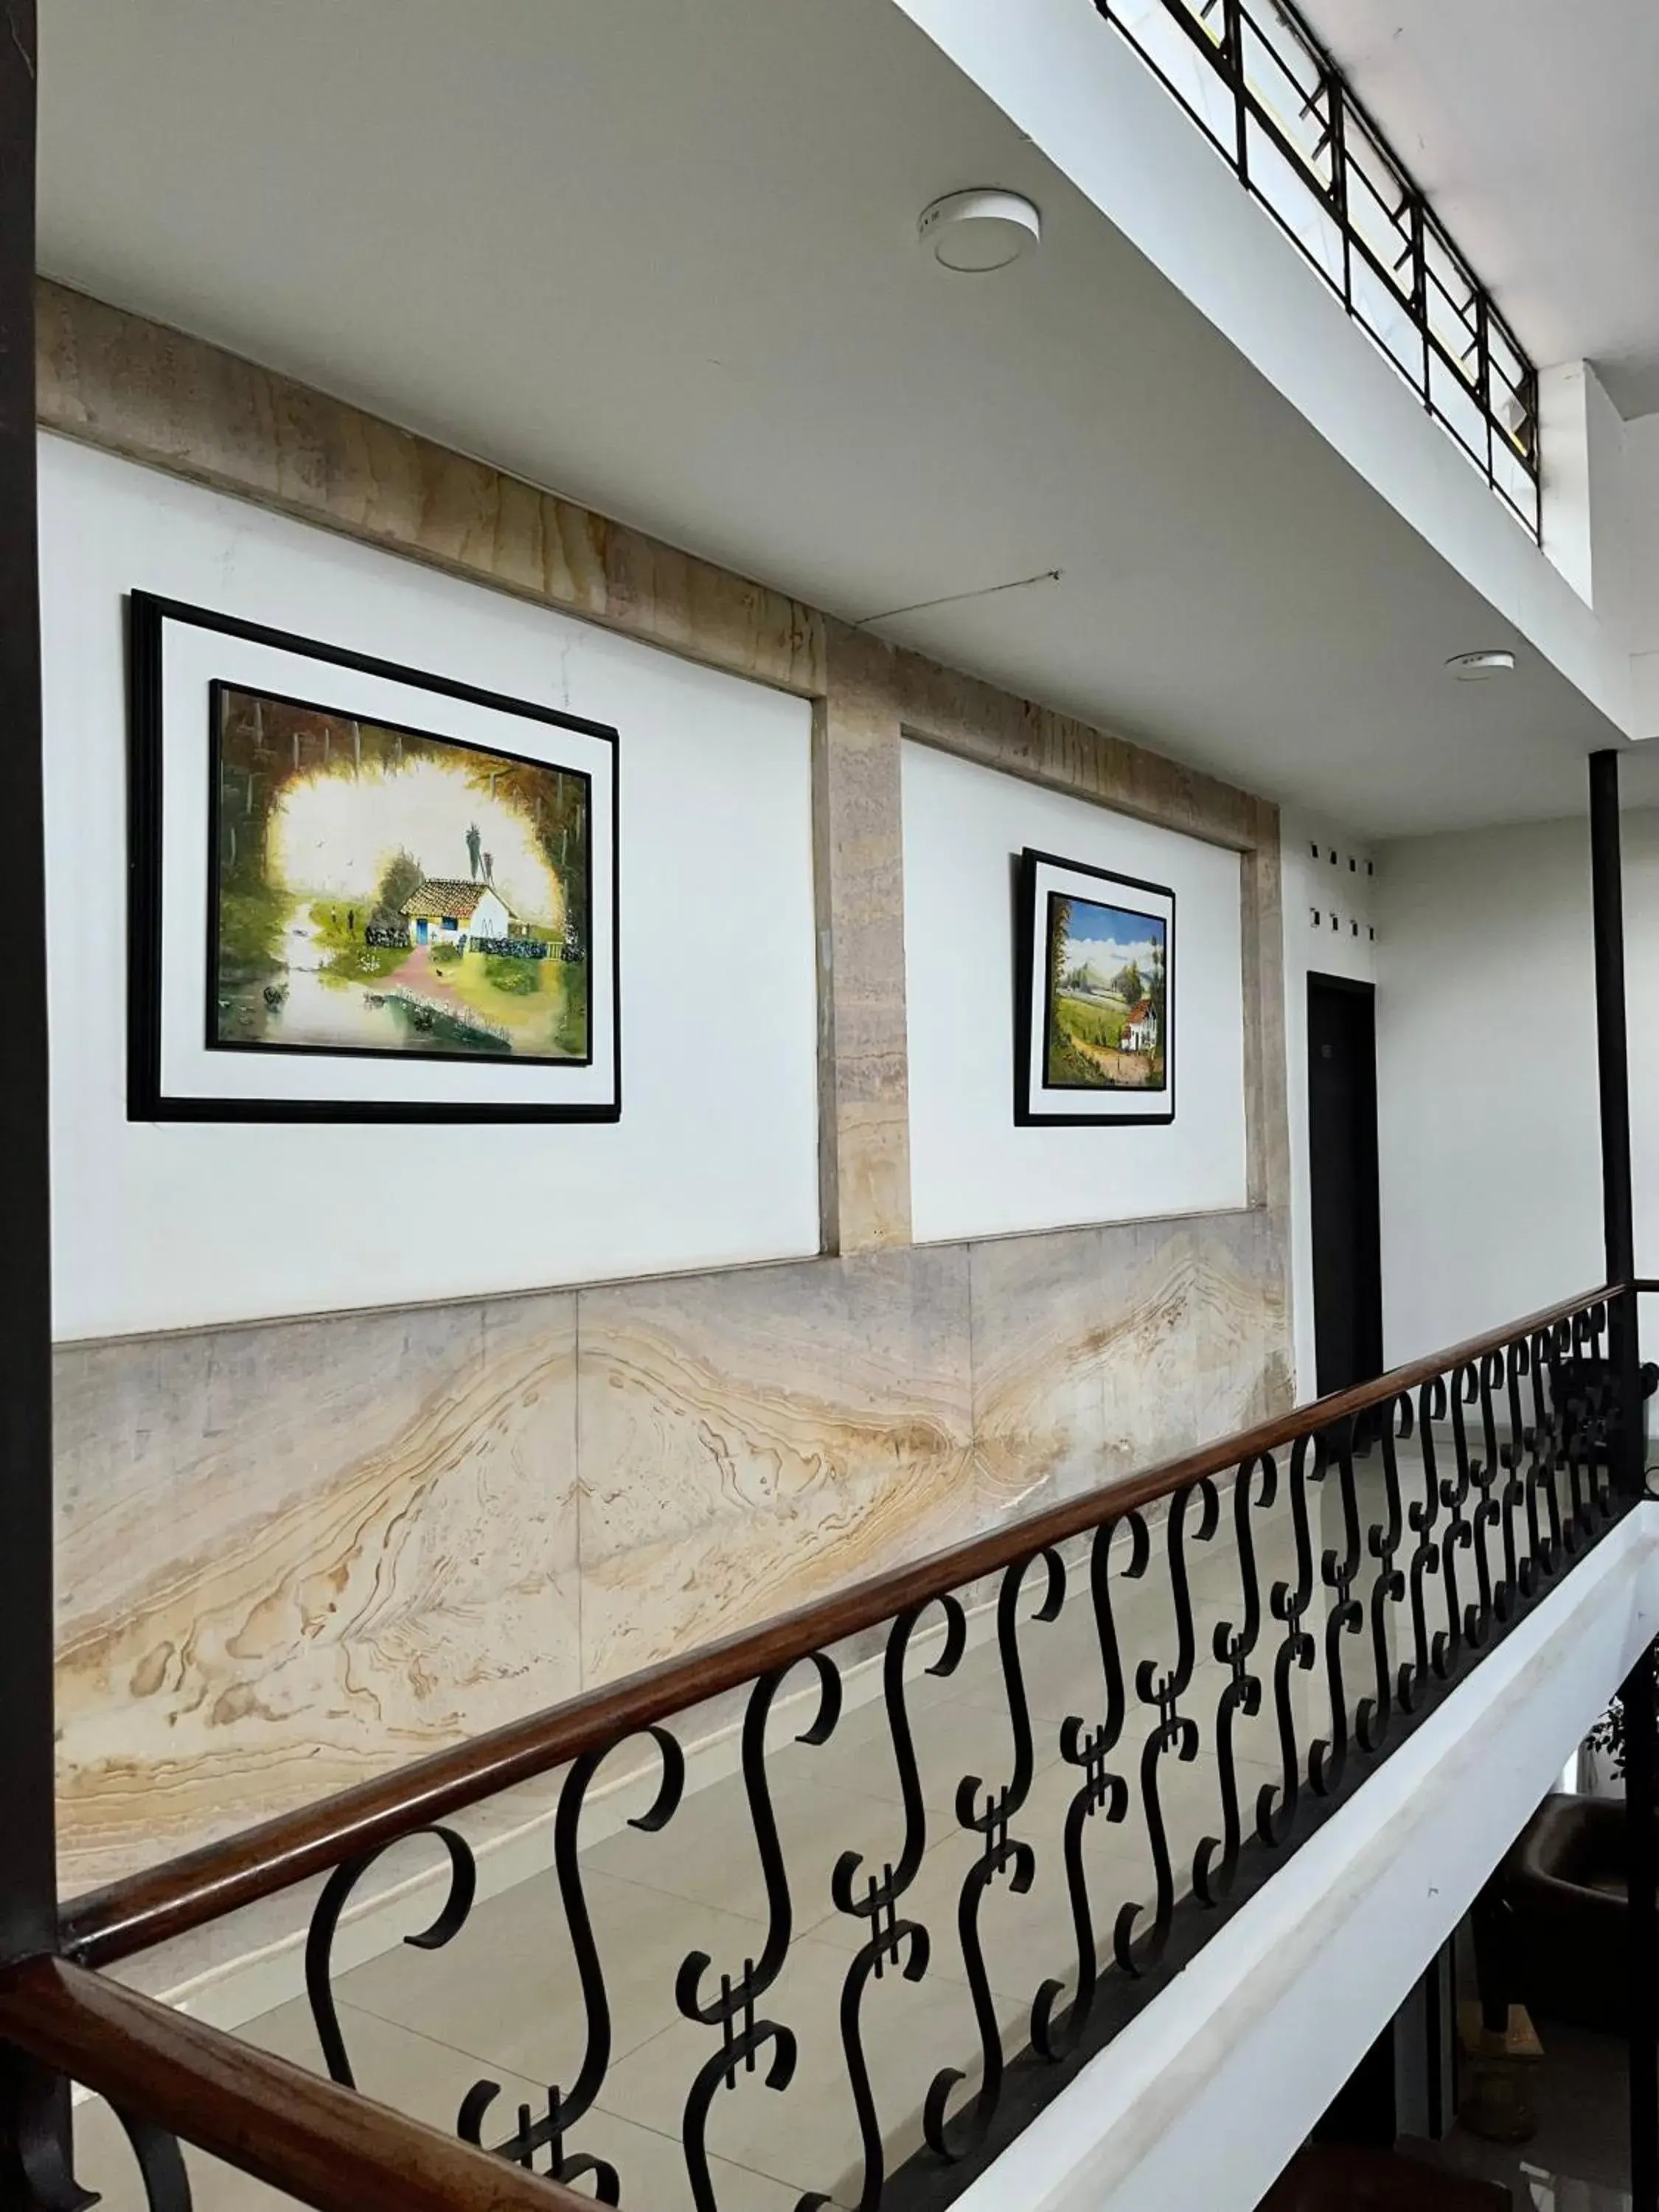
left=0, top=1954, right=592, bottom=2212
left=60, top=1280, right=1621, bottom=1967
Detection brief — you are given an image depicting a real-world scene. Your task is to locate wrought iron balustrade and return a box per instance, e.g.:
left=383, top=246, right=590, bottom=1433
left=1091, top=0, right=1542, bottom=538
left=0, top=1281, right=1645, bottom=2212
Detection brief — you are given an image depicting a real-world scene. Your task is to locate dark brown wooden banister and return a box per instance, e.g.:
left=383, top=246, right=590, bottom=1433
left=59, top=1279, right=1619, bottom=1970
left=0, top=1955, right=594, bottom=2212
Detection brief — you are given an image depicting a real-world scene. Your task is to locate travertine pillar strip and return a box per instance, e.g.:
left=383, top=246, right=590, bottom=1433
left=1239, top=822, right=1293, bottom=1214
left=34, top=278, right=1288, bottom=1260
left=888, top=641, right=1263, bottom=854
left=814, top=626, right=911, bottom=1253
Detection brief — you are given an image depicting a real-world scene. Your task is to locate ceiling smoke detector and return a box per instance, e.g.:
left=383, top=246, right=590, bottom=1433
left=1444, top=649, right=1517, bottom=682
left=918, top=189, right=1041, bottom=274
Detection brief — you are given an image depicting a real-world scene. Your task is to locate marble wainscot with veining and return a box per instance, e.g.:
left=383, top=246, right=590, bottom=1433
left=55, top=1212, right=1288, bottom=1902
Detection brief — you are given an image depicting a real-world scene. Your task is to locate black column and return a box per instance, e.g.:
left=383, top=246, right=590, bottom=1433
left=1630, top=1649, right=1659, bottom=2212
left=0, top=0, right=52, bottom=1969
left=0, top=10, right=77, bottom=2208
left=1590, top=746, right=1657, bottom=2211
left=1591, top=749, right=1636, bottom=1290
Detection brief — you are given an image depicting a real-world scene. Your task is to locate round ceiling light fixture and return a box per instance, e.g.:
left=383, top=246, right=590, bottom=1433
left=1444, top=649, right=1517, bottom=682
left=918, top=189, right=1041, bottom=273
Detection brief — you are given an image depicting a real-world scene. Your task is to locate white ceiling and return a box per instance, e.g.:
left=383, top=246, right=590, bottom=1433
left=1298, top=0, right=1659, bottom=421
left=34, top=0, right=1645, bottom=838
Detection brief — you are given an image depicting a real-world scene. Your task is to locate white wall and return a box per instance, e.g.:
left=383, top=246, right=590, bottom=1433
left=1281, top=813, right=1375, bottom=1400
left=1374, top=809, right=1659, bottom=1363
left=1630, top=412, right=1659, bottom=741
left=901, top=741, right=1247, bottom=1245
left=41, top=437, right=820, bottom=1339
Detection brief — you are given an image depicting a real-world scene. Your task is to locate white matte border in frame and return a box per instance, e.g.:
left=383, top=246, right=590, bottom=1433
left=128, top=593, right=620, bottom=1121
left=1015, top=846, right=1175, bottom=1126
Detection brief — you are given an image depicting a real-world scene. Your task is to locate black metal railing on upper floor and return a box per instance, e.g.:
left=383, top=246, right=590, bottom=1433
left=1091, top=0, right=1543, bottom=538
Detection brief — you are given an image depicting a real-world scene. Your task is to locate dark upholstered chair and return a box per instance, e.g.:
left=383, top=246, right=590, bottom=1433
left=1259, top=2146, right=1511, bottom=2210
left=1495, top=1793, right=1628, bottom=2033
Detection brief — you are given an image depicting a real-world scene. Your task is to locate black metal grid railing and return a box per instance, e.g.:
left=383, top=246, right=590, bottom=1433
left=1093, top=0, right=1542, bottom=539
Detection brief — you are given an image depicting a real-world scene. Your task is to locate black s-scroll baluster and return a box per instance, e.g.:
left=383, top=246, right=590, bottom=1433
left=1356, top=1394, right=1411, bottom=1754
left=458, top=1725, right=684, bottom=2201
left=1500, top=1339, right=1543, bottom=1599
left=1433, top=1371, right=1475, bottom=1675
left=1454, top=1362, right=1500, bottom=1649
left=111, top=2114, right=192, bottom=2212
left=678, top=1655, right=842, bottom=2212
left=1308, top=1422, right=1366, bottom=1797
left=1398, top=1376, right=1445, bottom=1714
left=1258, top=1433, right=1318, bottom=1847
left=1194, top=1456, right=1275, bottom=1905
left=305, top=1826, right=478, bottom=2090
left=1032, top=1509, right=1150, bottom=2056
left=1573, top=1303, right=1618, bottom=1521
left=923, top=1548, right=1065, bottom=2163
left=1476, top=1349, right=1523, bottom=1624
left=1549, top=1317, right=1593, bottom=1545
left=797, top=1595, right=966, bottom=2212
left=1113, top=1481, right=1217, bottom=1973
left=1526, top=1326, right=1567, bottom=1569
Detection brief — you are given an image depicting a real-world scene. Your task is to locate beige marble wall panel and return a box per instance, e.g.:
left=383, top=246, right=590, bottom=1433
left=576, top=1248, right=974, bottom=1686
left=55, top=1291, right=579, bottom=1893
left=55, top=1211, right=1288, bottom=1895
left=970, top=1225, right=1123, bottom=1515
left=1196, top=1204, right=1294, bottom=1444
left=970, top=1214, right=1292, bottom=1525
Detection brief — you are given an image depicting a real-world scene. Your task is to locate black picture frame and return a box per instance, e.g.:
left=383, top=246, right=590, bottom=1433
left=1013, top=846, right=1176, bottom=1127
left=128, top=591, right=622, bottom=1123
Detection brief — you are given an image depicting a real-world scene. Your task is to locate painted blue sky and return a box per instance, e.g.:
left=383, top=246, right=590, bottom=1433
left=1052, top=894, right=1164, bottom=981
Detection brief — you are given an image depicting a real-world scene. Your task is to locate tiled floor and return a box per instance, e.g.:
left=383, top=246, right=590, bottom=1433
left=66, top=1453, right=1522, bottom=2211
left=1408, top=2019, right=1634, bottom=2211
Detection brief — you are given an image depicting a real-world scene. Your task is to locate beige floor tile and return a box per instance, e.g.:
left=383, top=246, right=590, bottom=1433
left=584, top=1762, right=909, bottom=1935
left=597, top=1930, right=1013, bottom=2205
left=802, top=1732, right=1283, bottom=1984
left=934, top=1593, right=1125, bottom=1731
left=71, top=2102, right=300, bottom=2212
left=338, top=1862, right=773, bottom=2084
left=768, top=1672, right=1063, bottom=1819
left=72, top=1997, right=796, bottom=2212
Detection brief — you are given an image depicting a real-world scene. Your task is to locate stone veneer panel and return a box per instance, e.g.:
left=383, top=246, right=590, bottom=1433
left=970, top=1213, right=1290, bottom=1523
left=52, top=1217, right=1287, bottom=1896
left=576, top=1247, right=975, bottom=1686
left=55, top=1293, right=580, bottom=1893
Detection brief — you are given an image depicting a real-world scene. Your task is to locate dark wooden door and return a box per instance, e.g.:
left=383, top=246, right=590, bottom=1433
left=1308, top=975, right=1383, bottom=1399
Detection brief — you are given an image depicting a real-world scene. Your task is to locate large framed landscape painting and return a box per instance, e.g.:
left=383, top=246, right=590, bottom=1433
left=128, top=594, right=619, bottom=1121
left=1014, top=847, right=1175, bottom=1126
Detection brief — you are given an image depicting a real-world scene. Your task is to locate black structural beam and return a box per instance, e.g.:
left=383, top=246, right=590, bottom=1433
left=0, top=0, right=52, bottom=1970
left=1590, top=746, right=1657, bottom=2212
left=1591, top=750, right=1636, bottom=1289
left=0, top=7, right=79, bottom=2206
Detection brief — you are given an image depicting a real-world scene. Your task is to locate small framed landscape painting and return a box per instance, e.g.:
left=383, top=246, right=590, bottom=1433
left=1014, top=847, right=1174, bottom=1126
left=128, top=594, right=619, bottom=1121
